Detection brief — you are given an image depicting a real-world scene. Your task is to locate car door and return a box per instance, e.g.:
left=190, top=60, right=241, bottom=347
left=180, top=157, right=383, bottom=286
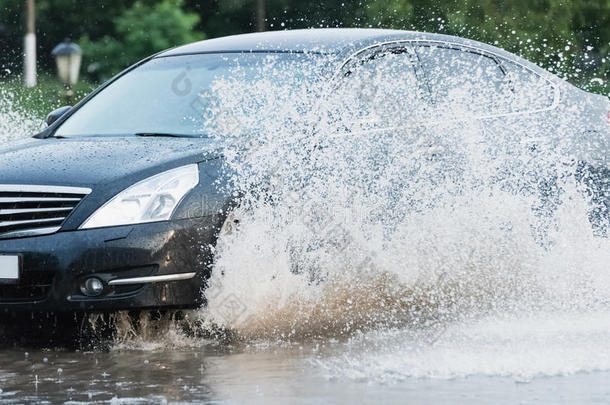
left=335, top=43, right=429, bottom=131
left=414, top=43, right=571, bottom=223
left=414, top=44, right=514, bottom=121
left=332, top=43, right=467, bottom=212
left=333, top=43, right=438, bottom=161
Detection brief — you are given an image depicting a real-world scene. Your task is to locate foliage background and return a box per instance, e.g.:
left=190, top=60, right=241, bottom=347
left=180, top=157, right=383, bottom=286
left=0, top=0, right=608, bottom=95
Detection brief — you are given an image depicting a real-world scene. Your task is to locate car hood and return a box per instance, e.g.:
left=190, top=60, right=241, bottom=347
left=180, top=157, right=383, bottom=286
left=0, top=136, right=224, bottom=231
left=0, top=136, right=221, bottom=188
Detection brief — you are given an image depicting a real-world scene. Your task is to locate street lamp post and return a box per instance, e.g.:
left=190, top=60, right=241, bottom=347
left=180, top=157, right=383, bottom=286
left=256, top=0, right=265, bottom=32
left=24, top=0, right=36, bottom=87
left=51, top=39, right=82, bottom=101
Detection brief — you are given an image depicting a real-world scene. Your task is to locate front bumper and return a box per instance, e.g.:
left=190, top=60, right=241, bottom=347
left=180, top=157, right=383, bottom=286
left=0, top=216, right=222, bottom=313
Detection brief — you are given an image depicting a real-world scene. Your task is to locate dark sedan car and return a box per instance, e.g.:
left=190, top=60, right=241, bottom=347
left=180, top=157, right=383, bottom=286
left=1, top=29, right=608, bottom=314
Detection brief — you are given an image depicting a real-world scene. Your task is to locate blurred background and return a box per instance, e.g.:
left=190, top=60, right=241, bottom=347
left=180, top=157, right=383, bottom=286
left=0, top=0, right=608, bottom=119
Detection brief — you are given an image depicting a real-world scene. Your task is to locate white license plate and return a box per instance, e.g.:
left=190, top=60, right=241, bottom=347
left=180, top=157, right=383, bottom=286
left=0, top=255, right=19, bottom=282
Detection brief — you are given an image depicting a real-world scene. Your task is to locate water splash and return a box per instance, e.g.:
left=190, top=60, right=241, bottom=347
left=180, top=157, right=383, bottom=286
left=197, top=50, right=610, bottom=351
left=1, top=42, right=609, bottom=382
left=0, top=86, right=43, bottom=140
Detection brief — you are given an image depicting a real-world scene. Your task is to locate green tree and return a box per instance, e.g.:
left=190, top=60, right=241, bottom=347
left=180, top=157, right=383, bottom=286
left=442, top=0, right=577, bottom=76
left=0, top=0, right=607, bottom=93
left=79, top=0, right=205, bottom=80
left=0, top=0, right=134, bottom=74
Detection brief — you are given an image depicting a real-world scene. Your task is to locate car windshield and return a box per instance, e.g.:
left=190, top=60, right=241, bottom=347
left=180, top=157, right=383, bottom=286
left=55, top=52, right=324, bottom=138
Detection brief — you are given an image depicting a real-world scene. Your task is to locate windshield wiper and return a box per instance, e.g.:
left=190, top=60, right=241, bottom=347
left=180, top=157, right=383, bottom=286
left=135, top=132, right=211, bottom=139
left=135, top=132, right=188, bottom=138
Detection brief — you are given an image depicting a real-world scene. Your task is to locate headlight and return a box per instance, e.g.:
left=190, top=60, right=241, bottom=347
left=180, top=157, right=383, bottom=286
left=80, top=164, right=199, bottom=229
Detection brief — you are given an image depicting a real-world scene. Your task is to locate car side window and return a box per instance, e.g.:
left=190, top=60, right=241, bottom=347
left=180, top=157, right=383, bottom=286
left=338, top=48, right=426, bottom=130
left=416, top=45, right=513, bottom=118
left=501, top=59, right=556, bottom=112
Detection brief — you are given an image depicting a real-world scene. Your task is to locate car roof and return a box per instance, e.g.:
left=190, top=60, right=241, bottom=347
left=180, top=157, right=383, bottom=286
left=157, top=28, right=496, bottom=56
left=158, top=28, right=406, bottom=56
left=156, top=28, right=553, bottom=80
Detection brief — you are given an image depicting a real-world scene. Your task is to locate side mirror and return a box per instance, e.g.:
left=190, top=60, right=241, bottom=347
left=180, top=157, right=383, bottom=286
left=46, top=106, right=72, bottom=126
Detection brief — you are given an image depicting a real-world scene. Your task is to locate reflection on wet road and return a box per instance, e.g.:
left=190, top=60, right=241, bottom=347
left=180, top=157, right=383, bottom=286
left=3, top=312, right=610, bottom=405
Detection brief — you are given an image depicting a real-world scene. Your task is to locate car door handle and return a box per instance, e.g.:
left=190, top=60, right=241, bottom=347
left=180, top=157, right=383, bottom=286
left=424, top=145, right=445, bottom=160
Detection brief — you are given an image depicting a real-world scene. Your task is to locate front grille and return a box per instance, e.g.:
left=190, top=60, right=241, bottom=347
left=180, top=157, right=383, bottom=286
left=0, top=271, right=54, bottom=302
left=0, top=185, right=91, bottom=239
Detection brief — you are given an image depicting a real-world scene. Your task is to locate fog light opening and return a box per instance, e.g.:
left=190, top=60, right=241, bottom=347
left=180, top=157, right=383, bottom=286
left=81, top=277, right=105, bottom=297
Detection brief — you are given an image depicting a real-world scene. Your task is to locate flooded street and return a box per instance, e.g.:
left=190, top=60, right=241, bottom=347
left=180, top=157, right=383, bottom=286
left=4, top=312, right=610, bottom=404
left=4, top=309, right=610, bottom=403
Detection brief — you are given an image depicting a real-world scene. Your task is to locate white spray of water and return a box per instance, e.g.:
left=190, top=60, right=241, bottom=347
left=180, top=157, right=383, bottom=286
left=0, top=87, right=43, bottom=140
left=185, top=50, right=610, bottom=381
